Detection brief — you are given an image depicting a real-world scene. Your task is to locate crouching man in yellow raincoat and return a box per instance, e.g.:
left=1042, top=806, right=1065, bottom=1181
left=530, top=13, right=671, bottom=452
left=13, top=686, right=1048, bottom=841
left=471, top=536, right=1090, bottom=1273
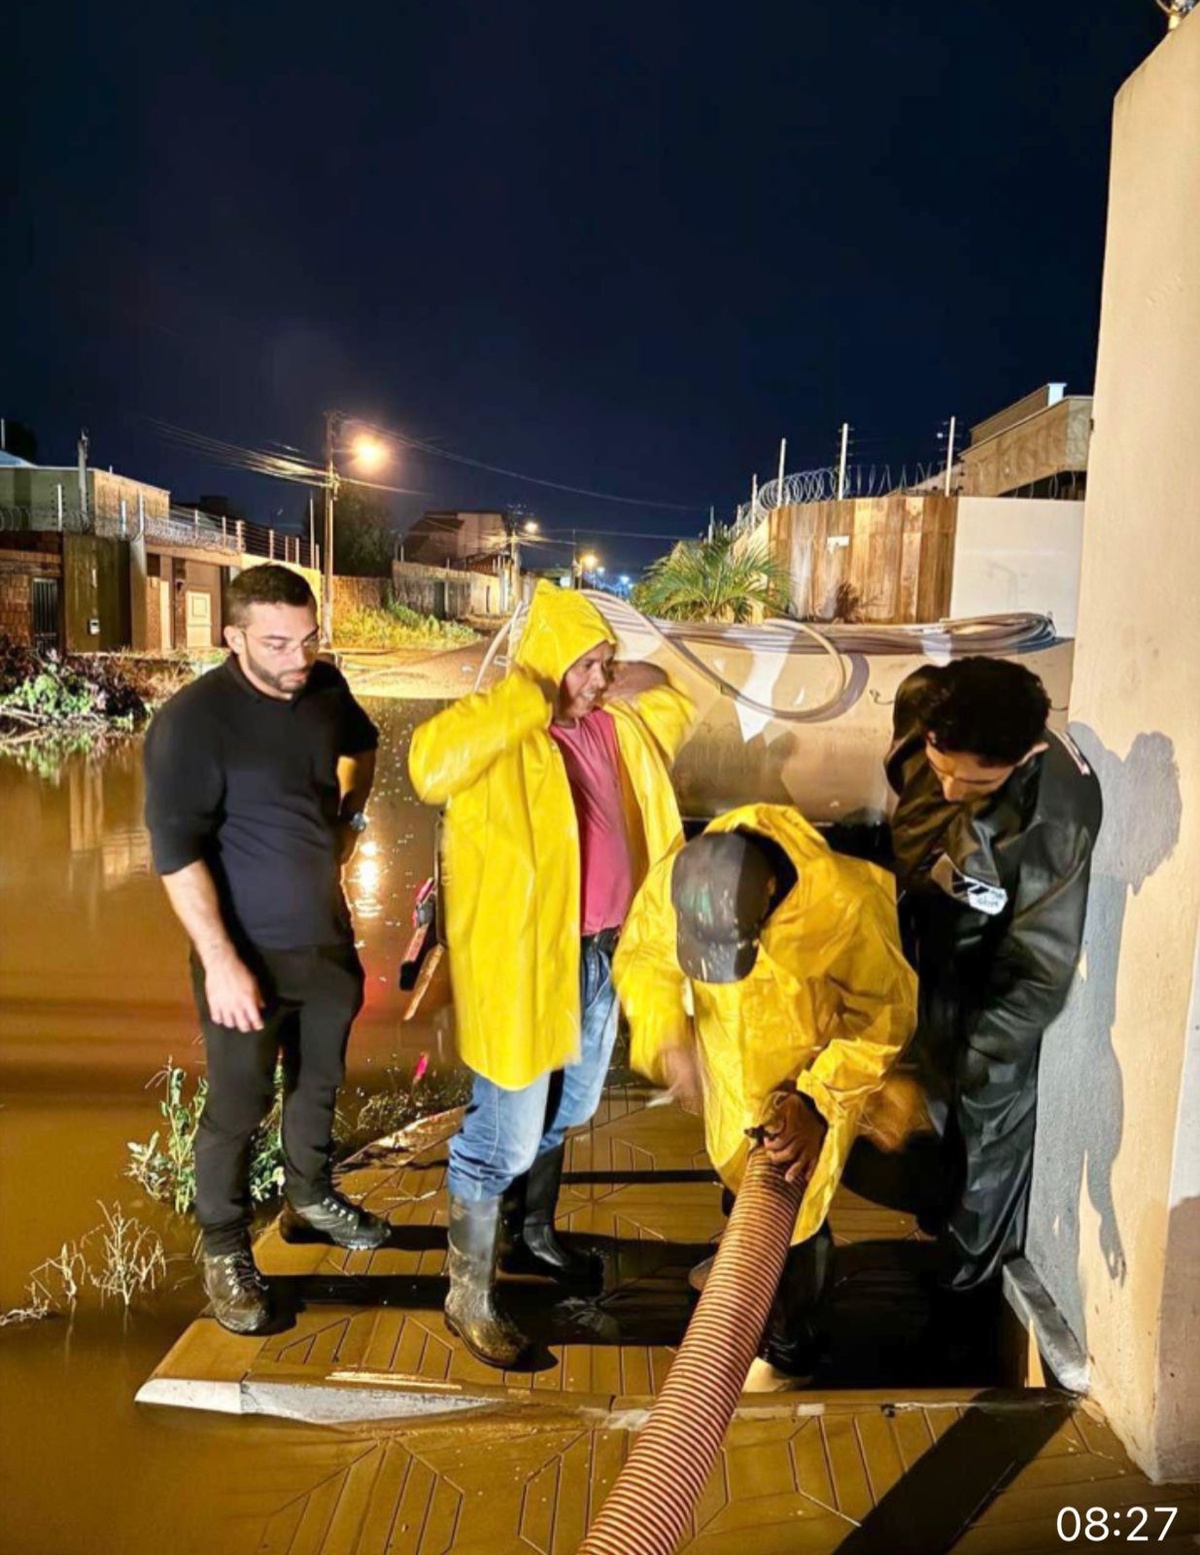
left=614, top=803, right=921, bottom=1387
left=409, top=582, right=694, bottom=1368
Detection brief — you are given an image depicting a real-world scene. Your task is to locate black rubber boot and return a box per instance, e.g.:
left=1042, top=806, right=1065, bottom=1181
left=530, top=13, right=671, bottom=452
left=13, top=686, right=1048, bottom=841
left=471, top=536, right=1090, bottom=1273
left=502, top=1145, right=604, bottom=1290
left=281, top=1187, right=389, bottom=1250
left=761, top=1221, right=834, bottom=1380
left=444, top=1194, right=532, bottom=1369
left=201, top=1242, right=271, bottom=1335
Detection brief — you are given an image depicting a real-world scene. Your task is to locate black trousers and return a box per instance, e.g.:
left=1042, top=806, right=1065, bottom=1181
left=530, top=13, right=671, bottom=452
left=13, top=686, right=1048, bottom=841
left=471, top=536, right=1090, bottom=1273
left=717, top=1183, right=836, bottom=1370
left=190, top=943, right=365, bottom=1255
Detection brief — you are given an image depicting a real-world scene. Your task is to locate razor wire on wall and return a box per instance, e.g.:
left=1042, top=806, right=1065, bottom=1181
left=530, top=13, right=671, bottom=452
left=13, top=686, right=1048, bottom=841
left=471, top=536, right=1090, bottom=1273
left=732, top=462, right=956, bottom=534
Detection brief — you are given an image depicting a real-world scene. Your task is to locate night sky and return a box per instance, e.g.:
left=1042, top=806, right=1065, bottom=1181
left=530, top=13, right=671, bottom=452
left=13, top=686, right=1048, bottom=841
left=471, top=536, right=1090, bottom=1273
left=6, top=2, right=1162, bottom=576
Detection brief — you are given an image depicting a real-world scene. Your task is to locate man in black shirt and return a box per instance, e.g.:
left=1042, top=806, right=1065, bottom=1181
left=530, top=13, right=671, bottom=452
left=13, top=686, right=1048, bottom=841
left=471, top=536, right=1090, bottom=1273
left=886, top=656, right=1102, bottom=1298
left=145, top=564, right=387, bottom=1334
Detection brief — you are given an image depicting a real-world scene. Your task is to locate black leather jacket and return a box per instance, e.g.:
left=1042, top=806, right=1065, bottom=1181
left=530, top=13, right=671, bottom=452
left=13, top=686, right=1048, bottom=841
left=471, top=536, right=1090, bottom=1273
left=886, top=668, right=1103, bottom=1093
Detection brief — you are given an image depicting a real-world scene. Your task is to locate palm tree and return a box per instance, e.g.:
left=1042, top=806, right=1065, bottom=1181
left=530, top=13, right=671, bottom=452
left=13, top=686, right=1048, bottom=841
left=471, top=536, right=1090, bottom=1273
left=631, top=525, right=789, bottom=623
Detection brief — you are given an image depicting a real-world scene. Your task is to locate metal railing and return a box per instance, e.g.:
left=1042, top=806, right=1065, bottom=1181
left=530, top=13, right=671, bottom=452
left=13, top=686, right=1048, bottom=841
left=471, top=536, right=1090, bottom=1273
left=0, top=504, right=317, bottom=569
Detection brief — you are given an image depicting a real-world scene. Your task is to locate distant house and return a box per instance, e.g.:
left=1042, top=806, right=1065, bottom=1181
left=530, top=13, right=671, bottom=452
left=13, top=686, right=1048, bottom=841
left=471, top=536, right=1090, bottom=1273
left=961, top=383, right=1091, bottom=500
left=0, top=433, right=315, bottom=654
left=401, top=510, right=509, bottom=570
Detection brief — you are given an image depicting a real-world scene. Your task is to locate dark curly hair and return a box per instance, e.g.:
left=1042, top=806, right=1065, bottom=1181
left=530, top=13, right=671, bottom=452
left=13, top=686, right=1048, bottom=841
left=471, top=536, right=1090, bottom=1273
left=225, top=564, right=316, bottom=627
left=911, top=657, right=1051, bottom=767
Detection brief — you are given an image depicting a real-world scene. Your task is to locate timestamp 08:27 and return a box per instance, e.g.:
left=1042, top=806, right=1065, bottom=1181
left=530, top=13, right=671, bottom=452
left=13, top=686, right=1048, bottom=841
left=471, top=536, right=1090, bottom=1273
left=1057, top=1506, right=1180, bottom=1542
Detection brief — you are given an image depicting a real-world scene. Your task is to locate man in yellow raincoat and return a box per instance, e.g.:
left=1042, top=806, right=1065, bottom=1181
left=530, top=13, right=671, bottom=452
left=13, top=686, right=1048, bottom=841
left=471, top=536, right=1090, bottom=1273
left=409, top=582, right=694, bottom=1368
left=614, top=803, right=920, bottom=1385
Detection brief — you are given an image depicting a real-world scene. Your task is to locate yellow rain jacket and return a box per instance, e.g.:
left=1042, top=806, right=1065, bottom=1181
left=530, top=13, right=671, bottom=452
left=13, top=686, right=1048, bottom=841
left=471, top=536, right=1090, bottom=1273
left=614, top=804, right=920, bottom=1244
left=409, top=582, right=695, bottom=1091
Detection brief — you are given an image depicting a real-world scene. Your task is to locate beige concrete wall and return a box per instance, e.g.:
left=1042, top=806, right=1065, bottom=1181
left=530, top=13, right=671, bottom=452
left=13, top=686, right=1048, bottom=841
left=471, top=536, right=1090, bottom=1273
left=949, top=498, right=1084, bottom=635
left=961, top=397, right=1092, bottom=497
left=90, top=470, right=170, bottom=525
left=1026, top=13, right=1200, bottom=1482
left=390, top=559, right=497, bottom=618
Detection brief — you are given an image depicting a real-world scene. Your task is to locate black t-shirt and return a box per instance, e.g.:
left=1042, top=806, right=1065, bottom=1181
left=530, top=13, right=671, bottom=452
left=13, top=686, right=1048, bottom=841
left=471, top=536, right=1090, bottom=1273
left=144, top=656, right=379, bottom=950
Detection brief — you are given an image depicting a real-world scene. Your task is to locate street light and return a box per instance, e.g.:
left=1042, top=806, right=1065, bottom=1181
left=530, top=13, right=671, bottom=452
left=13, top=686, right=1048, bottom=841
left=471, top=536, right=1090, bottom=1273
left=351, top=434, right=387, bottom=472
left=322, top=412, right=392, bottom=647
left=501, top=510, right=540, bottom=610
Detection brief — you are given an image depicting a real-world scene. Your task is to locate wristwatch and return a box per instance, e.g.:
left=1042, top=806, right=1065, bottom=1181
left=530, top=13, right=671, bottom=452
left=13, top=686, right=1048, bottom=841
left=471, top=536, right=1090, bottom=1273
left=344, top=811, right=369, bottom=834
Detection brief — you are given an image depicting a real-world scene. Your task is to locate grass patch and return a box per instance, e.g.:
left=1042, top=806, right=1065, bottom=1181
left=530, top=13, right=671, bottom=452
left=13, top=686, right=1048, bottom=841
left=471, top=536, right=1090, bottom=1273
left=336, top=603, right=476, bottom=651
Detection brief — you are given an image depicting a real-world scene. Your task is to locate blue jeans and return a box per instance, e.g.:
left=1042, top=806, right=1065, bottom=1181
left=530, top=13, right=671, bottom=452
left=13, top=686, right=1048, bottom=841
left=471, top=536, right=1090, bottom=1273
left=448, top=933, right=619, bottom=1200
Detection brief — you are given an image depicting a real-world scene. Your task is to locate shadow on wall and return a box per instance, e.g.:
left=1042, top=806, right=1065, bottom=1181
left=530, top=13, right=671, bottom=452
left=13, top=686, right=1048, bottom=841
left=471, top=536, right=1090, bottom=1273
left=1031, top=728, right=1182, bottom=1349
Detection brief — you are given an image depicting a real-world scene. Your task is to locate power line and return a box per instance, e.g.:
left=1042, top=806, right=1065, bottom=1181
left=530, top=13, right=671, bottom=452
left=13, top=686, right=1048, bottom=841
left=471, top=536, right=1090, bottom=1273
left=350, top=418, right=705, bottom=513
left=147, top=413, right=703, bottom=516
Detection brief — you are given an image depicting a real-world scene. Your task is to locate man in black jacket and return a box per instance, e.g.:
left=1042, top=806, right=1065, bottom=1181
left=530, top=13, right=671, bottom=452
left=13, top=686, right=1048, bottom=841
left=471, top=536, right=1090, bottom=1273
left=144, top=564, right=388, bottom=1335
left=887, top=656, right=1102, bottom=1294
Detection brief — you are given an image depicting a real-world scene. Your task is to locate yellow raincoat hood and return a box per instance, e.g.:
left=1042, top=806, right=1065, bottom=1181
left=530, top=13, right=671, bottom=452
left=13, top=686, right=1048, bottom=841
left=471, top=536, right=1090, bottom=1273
left=614, top=803, right=921, bottom=1243
left=510, top=581, right=615, bottom=689
left=409, top=583, right=694, bottom=1090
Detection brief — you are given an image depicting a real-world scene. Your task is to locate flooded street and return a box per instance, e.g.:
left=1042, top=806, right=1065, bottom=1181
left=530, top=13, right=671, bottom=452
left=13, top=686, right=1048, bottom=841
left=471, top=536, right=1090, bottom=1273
left=0, top=699, right=450, bottom=1555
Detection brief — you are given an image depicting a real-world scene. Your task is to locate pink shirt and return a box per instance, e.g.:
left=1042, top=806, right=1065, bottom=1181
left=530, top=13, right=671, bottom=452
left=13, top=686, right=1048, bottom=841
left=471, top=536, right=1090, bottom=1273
left=549, top=708, right=634, bottom=934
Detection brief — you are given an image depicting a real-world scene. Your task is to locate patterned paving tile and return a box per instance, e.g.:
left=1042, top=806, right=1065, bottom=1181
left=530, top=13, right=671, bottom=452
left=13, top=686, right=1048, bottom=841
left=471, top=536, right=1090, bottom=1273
left=140, top=1086, right=1199, bottom=1554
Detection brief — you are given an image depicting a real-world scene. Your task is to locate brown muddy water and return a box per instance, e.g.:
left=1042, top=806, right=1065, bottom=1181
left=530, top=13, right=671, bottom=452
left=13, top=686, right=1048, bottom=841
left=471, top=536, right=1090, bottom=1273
left=0, top=700, right=451, bottom=1555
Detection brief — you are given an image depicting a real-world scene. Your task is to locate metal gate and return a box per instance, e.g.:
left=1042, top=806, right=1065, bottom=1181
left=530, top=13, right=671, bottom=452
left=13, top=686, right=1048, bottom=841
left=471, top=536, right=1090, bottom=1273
left=32, top=577, right=60, bottom=656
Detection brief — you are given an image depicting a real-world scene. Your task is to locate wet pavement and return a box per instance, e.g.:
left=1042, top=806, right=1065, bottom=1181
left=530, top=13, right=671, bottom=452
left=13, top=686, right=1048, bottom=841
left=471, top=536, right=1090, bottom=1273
left=2, top=702, right=1198, bottom=1555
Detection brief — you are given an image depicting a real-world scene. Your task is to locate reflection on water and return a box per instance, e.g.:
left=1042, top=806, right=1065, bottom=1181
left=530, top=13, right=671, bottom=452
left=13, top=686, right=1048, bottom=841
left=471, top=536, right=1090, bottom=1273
left=347, top=836, right=384, bottom=921
left=0, top=698, right=452, bottom=1555
left=0, top=701, right=452, bottom=1089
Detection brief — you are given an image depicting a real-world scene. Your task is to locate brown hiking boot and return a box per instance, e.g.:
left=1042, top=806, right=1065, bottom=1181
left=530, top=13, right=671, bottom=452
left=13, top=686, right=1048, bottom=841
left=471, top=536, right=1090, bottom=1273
left=201, top=1246, right=271, bottom=1335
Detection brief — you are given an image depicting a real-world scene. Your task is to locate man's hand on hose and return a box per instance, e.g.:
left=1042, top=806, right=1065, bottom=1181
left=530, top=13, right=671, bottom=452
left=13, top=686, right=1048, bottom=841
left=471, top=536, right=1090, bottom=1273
left=204, top=949, right=266, bottom=1032
left=763, top=1091, right=828, bottom=1185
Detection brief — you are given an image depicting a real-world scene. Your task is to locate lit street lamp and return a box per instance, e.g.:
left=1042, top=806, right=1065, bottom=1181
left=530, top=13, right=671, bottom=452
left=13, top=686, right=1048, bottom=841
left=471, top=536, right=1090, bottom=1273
left=322, top=412, right=392, bottom=646
left=501, top=510, right=541, bottom=609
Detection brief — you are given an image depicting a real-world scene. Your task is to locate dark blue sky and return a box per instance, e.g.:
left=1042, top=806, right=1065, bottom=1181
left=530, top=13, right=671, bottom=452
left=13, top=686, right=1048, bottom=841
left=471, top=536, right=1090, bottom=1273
left=5, top=2, right=1160, bottom=574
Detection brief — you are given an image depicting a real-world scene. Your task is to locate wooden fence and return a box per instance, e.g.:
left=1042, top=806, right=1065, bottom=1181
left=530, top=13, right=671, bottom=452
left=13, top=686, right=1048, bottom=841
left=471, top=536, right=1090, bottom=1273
left=767, top=494, right=958, bottom=623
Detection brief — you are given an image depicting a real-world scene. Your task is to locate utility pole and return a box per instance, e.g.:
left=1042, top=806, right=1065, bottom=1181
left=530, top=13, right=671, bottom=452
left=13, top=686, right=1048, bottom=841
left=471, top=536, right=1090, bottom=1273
left=776, top=437, right=787, bottom=504
left=78, top=428, right=90, bottom=526
left=836, top=422, right=849, bottom=501
left=708, top=505, right=715, bottom=542
left=308, top=494, right=316, bottom=569
left=943, top=414, right=957, bottom=497
left=322, top=410, right=338, bottom=647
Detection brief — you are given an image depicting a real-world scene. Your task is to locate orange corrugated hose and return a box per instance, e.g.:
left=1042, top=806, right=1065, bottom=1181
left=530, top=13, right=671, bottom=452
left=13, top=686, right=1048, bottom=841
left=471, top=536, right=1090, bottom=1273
left=579, top=1146, right=805, bottom=1555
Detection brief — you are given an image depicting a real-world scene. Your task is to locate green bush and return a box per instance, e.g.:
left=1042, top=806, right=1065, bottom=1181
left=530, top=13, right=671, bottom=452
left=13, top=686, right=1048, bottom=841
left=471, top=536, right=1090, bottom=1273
left=127, top=1061, right=284, bottom=1214
left=631, top=525, right=790, bottom=623
left=0, top=635, right=148, bottom=730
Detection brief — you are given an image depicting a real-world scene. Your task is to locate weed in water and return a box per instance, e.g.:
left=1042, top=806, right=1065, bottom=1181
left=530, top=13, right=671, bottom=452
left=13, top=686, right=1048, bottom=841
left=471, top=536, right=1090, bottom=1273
left=127, top=1060, right=285, bottom=1213
left=2, top=1206, right=167, bottom=1324
left=88, top=1202, right=168, bottom=1307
